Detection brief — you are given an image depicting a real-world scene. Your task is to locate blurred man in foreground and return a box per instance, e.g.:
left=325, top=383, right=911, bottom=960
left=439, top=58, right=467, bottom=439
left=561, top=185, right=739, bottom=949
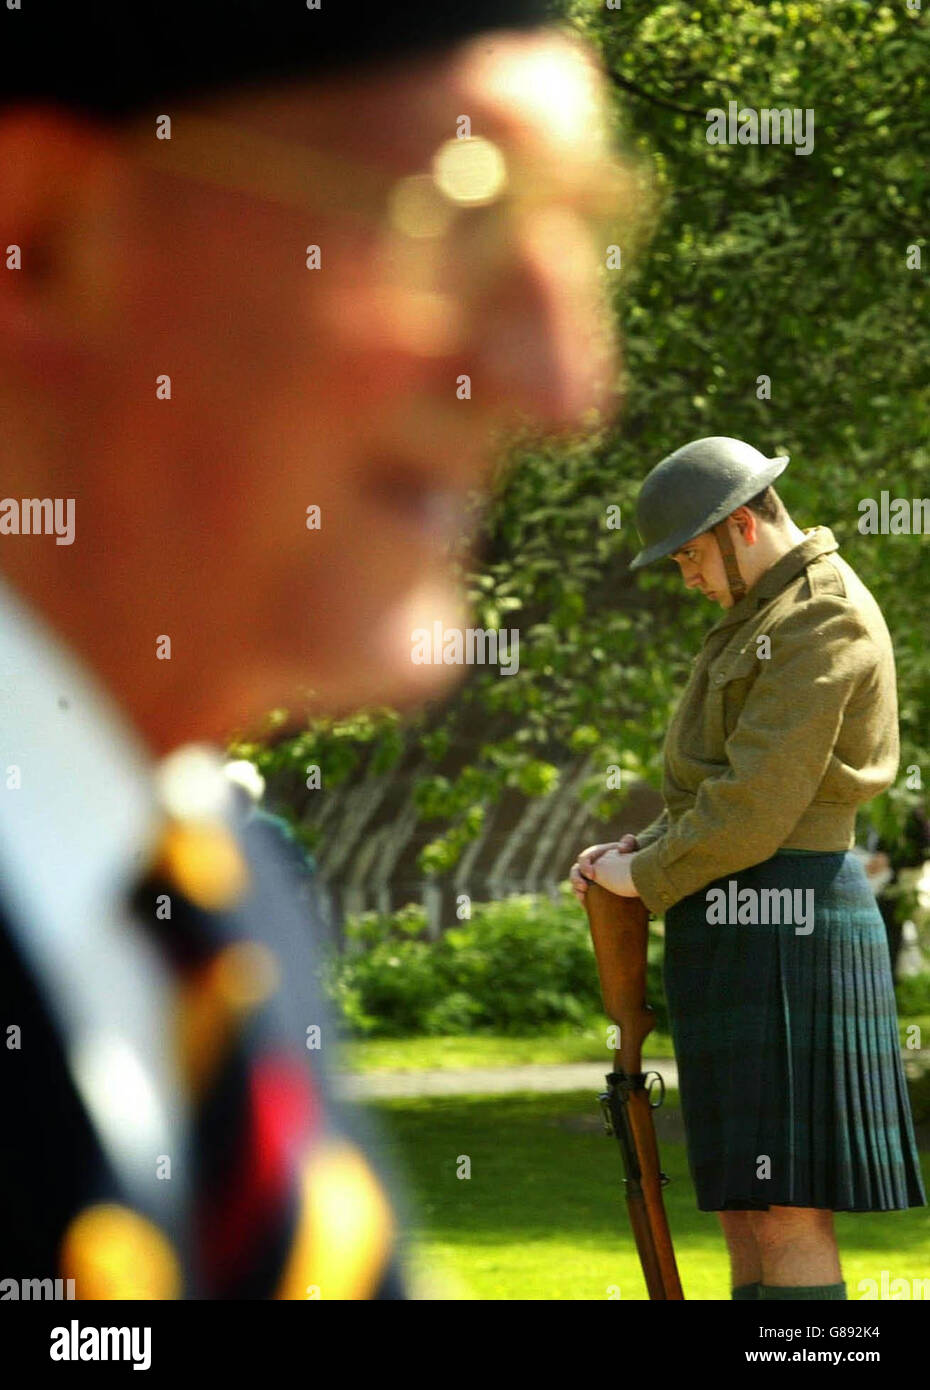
left=0, top=2, right=622, bottom=1297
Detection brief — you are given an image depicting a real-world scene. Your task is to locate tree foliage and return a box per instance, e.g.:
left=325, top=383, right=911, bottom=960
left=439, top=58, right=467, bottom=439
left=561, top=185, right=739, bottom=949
left=235, top=1, right=930, bottom=863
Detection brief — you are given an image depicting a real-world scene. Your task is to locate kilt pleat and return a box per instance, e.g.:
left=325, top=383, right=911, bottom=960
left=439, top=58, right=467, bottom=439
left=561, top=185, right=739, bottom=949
left=662, top=849, right=927, bottom=1212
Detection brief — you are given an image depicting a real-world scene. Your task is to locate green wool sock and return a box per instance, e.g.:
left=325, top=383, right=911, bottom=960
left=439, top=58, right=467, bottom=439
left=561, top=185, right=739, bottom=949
left=759, top=1283, right=847, bottom=1301
left=732, top=1282, right=761, bottom=1300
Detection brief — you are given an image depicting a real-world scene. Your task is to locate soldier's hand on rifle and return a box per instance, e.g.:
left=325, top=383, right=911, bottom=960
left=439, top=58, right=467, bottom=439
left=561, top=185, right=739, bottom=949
left=570, top=835, right=639, bottom=903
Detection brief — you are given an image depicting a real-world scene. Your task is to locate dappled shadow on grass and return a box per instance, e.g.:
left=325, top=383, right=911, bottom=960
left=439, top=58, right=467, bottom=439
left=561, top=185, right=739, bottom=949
left=365, top=1090, right=930, bottom=1261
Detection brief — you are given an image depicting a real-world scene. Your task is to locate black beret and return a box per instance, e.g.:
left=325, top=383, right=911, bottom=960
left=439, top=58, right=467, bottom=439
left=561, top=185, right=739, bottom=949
left=0, top=1, right=557, bottom=119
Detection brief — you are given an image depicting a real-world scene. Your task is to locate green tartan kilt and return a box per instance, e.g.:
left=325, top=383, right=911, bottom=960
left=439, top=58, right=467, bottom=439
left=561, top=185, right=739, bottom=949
left=662, top=849, right=927, bottom=1212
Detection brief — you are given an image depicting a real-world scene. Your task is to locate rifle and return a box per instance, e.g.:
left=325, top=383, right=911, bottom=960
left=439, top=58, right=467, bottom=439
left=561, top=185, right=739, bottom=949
left=582, top=875, right=684, bottom=1300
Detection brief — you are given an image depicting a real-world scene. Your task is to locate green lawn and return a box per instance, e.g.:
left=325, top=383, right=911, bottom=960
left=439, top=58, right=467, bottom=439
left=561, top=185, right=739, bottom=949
left=336, top=1015, right=926, bottom=1074
left=365, top=1090, right=930, bottom=1301
left=337, top=1022, right=675, bottom=1073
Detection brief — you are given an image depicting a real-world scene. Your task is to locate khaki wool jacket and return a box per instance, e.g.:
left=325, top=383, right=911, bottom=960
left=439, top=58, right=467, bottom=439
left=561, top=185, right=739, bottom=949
left=629, top=526, right=899, bottom=917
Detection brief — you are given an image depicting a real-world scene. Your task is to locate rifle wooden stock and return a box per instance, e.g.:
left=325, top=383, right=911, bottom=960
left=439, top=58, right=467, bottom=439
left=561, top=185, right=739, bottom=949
left=584, top=878, right=684, bottom=1301
left=586, top=879, right=654, bottom=1077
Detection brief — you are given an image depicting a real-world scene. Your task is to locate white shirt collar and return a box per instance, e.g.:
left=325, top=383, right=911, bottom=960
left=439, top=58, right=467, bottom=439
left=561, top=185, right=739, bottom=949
left=0, top=577, right=159, bottom=908
left=0, top=578, right=190, bottom=1224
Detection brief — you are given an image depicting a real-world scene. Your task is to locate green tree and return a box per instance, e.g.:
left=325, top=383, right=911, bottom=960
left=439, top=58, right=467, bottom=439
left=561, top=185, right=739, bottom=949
left=235, top=1, right=930, bottom=868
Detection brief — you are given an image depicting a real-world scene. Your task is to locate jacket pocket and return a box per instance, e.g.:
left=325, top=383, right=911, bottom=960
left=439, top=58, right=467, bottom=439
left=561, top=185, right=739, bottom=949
left=707, top=646, right=763, bottom=746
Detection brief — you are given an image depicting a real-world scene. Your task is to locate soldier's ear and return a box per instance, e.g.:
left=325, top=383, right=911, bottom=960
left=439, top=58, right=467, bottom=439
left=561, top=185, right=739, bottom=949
left=730, top=506, right=757, bottom=544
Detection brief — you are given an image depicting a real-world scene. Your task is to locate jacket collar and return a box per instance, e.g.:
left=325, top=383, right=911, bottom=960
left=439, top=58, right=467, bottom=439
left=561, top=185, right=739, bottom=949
left=706, top=525, right=839, bottom=637
left=0, top=577, right=191, bottom=1230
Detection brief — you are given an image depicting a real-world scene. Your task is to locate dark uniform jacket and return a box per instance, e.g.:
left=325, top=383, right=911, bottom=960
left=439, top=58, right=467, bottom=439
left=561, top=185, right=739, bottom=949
left=0, top=797, right=404, bottom=1300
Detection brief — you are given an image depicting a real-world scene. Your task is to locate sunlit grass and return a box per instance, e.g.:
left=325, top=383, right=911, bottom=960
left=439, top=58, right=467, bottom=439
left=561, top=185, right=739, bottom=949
left=336, top=1022, right=676, bottom=1072
left=335, top=1017, right=925, bottom=1075
left=364, top=1090, right=930, bottom=1301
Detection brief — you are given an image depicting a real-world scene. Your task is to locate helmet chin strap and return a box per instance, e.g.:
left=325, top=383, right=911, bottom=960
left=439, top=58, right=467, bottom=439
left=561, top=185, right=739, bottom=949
left=712, top=520, right=747, bottom=602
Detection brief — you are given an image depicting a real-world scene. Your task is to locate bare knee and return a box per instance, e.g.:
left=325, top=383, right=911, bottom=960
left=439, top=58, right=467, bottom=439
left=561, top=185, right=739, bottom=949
left=717, top=1209, right=762, bottom=1284
left=749, top=1206, right=834, bottom=1252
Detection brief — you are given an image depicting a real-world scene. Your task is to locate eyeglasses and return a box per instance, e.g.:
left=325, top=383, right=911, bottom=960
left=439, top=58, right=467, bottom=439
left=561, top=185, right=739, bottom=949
left=132, top=114, right=642, bottom=356
left=135, top=113, right=637, bottom=248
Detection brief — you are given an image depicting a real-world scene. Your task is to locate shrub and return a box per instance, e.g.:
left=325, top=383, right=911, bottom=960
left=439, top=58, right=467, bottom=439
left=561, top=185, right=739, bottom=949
left=895, top=973, right=930, bottom=1019
left=322, top=891, right=670, bottom=1038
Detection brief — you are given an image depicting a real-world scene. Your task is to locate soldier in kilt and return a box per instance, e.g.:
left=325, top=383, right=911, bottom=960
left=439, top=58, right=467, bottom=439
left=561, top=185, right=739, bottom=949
left=572, top=436, right=926, bottom=1301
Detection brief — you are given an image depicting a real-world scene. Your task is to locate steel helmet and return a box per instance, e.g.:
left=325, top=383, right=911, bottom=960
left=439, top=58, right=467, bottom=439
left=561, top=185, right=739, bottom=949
left=629, top=437, right=789, bottom=572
